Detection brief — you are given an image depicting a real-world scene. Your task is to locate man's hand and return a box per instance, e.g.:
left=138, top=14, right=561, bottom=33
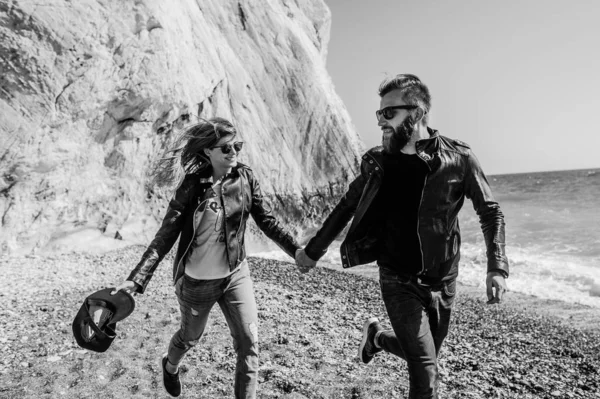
left=295, top=248, right=317, bottom=274
left=486, top=271, right=508, bottom=304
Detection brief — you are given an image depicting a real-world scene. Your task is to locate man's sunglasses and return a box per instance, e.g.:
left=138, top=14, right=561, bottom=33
left=375, top=105, right=418, bottom=120
left=212, top=141, right=244, bottom=154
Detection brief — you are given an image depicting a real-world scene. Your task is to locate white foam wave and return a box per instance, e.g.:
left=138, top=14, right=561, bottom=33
left=251, top=242, right=600, bottom=309
left=458, top=243, right=600, bottom=308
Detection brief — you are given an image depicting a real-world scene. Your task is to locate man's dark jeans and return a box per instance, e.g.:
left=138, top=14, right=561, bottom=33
left=378, top=266, right=456, bottom=399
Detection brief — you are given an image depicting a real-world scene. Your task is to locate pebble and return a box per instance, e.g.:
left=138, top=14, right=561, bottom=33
left=1, top=247, right=599, bottom=398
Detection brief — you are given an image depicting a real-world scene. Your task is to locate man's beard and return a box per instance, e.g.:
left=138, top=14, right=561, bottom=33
left=383, top=115, right=415, bottom=154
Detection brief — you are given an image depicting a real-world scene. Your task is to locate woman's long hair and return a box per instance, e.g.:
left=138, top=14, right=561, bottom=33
left=151, top=117, right=237, bottom=188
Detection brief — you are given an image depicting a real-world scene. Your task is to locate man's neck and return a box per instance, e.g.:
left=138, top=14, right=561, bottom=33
left=400, top=125, right=430, bottom=154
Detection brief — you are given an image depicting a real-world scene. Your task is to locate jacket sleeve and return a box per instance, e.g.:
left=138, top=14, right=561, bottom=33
left=248, top=170, right=300, bottom=259
left=126, top=176, right=195, bottom=293
left=464, top=150, right=510, bottom=277
left=304, top=159, right=368, bottom=261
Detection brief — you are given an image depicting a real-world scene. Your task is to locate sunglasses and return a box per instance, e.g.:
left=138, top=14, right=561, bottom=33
left=375, top=105, right=418, bottom=120
left=212, top=141, right=244, bottom=154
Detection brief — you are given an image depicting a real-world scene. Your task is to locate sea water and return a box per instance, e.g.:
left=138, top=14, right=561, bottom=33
left=459, top=168, right=600, bottom=308
left=254, top=168, right=600, bottom=308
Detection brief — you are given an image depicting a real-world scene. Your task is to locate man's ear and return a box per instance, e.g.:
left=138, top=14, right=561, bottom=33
left=204, top=148, right=211, bottom=157
left=414, top=107, right=426, bottom=123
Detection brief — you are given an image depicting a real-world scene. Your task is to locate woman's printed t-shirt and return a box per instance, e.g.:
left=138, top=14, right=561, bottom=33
left=184, top=180, right=233, bottom=280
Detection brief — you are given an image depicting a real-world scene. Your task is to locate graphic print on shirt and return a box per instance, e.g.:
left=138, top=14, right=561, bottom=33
left=196, top=195, right=226, bottom=244
left=184, top=183, right=230, bottom=279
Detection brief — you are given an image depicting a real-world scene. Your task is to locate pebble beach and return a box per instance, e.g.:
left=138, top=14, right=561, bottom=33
left=1, top=246, right=599, bottom=398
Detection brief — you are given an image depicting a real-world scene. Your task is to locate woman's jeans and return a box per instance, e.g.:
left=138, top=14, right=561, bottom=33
left=378, top=267, right=456, bottom=399
left=168, top=261, right=259, bottom=399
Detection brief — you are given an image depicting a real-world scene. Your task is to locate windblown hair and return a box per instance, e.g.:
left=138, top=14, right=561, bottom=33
left=378, top=74, right=431, bottom=123
left=151, top=117, right=237, bottom=188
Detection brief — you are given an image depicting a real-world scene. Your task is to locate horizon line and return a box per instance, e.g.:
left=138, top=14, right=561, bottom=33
left=490, top=166, right=600, bottom=177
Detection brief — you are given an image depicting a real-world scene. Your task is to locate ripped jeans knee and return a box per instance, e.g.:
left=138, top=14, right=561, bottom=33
left=233, top=321, right=259, bottom=355
left=167, top=303, right=211, bottom=365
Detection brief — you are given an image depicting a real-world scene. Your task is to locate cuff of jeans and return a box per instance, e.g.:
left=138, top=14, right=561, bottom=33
left=488, top=269, right=508, bottom=279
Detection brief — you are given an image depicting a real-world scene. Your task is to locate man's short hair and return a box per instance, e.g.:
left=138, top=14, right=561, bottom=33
left=378, top=74, right=431, bottom=122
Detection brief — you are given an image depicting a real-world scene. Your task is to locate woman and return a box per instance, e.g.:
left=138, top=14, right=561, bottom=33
left=112, top=117, right=304, bottom=398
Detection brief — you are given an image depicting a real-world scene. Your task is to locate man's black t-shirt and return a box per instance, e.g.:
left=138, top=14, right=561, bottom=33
left=373, top=151, right=429, bottom=275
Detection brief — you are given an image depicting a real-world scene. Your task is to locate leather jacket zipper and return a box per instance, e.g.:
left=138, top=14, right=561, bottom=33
left=173, top=194, right=204, bottom=284
left=415, top=148, right=431, bottom=275
left=235, top=177, right=244, bottom=264
left=416, top=174, right=427, bottom=275
left=221, top=176, right=245, bottom=267
left=220, top=179, right=232, bottom=268
left=343, top=153, right=383, bottom=268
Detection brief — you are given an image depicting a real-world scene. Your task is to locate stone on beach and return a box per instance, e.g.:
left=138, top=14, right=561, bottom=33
left=0, top=247, right=598, bottom=398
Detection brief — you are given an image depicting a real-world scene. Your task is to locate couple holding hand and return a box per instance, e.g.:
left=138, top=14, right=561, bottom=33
left=114, top=74, right=509, bottom=399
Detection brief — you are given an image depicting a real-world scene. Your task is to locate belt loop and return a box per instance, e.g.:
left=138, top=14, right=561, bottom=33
left=220, top=274, right=233, bottom=292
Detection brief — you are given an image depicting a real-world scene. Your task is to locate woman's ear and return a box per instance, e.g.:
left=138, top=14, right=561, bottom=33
left=204, top=148, right=211, bottom=157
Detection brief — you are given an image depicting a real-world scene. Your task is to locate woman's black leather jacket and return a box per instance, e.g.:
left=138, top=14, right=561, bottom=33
left=127, top=163, right=300, bottom=293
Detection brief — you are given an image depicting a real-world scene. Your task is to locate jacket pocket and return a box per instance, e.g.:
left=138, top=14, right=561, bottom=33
left=445, top=233, right=460, bottom=261
left=443, top=279, right=457, bottom=297
left=174, top=275, right=184, bottom=297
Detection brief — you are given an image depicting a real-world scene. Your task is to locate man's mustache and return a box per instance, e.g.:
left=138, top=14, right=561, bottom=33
left=384, top=116, right=415, bottom=153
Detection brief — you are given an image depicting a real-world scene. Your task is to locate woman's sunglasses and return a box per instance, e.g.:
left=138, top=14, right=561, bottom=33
left=212, top=141, right=244, bottom=154
left=375, top=105, right=418, bottom=120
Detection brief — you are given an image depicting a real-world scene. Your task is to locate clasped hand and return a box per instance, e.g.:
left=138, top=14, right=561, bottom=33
left=295, top=248, right=317, bottom=273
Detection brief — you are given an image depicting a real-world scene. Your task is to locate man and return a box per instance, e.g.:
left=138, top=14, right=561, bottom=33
left=296, top=74, right=509, bottom=398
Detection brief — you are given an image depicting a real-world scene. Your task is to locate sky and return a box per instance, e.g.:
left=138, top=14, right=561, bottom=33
left=324, top=0, right=600, bottom=175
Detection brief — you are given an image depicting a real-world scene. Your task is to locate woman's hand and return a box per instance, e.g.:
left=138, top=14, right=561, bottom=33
left=295, top=248, right=317, bottom=273
left=111, top=280, right=138, bottom=295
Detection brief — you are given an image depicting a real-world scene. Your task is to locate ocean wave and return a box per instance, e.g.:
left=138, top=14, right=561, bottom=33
left=460, top=243, right=600, bottom=308
left=252, top=241, right=600, bottom=309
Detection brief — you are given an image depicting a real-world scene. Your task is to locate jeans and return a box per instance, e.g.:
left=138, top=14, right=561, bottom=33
left=168, top=261, right=259, bottom=399
left=378, top=267, right=456, bottom=399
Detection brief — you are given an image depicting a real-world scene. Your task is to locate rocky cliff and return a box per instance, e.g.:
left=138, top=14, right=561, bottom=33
left=0, top=0, right=364, bottom=255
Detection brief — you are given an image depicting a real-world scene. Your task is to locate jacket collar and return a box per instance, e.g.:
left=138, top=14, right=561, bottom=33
left=415, top=127, right=441, bottom=171
left=417, top=127, right=439, bottom=143
left=197, top=164, right=241, bottom=185
left=428, top=127, right=439, bottom=138
left=365, top=127, right=441, bottom=172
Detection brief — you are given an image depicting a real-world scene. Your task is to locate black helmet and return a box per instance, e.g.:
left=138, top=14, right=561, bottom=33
left=72, top=288, right=135, bottom=352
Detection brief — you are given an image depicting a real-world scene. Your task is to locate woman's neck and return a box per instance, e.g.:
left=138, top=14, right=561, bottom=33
left=212, top=167, right=232, bottom=182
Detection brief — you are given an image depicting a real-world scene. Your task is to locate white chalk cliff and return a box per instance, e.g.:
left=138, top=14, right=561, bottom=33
left=0, top=0, right=364, bottom=255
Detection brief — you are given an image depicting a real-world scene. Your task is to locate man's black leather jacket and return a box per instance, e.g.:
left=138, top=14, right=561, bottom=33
left=127, top=163, right=300, bottom=293
left=305, top=128, right=509, bottom=282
